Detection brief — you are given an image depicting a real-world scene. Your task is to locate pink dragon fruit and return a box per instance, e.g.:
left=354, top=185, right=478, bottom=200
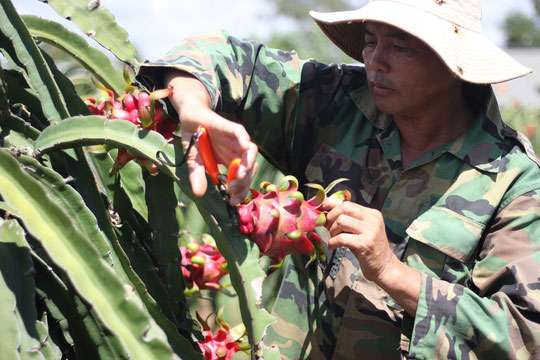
left=85, top=83, right=177, bottom=176
left=237, top=176, right=350, bottom=264
left=196, top=307, right=249, bottom=360
left=180, top=238, right=229, bottom=295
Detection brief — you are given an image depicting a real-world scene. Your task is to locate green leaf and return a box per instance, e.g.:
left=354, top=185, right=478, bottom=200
left=2, top=113, right=41, bottom=141
left=44, top=0, right=138, bottom=66
left=85, top=197, right=200, bottom=357
left=1, top=68, right=48, bottom=129
left=91, top=150, right=149, bottom=221
left=145, top=172, right=193, bottom=329
left=87, top=152, right=200, bottom=337
left=0, top=0, right=69, bottom=124
left=2, top=129, right=36, bottom=153
left=0, top=27, right=25, bottom=71
left=34, top=116, right=278, bottom=351
left=17, top=154, right=115, bottom=266
left=118, top=158, right=149, bottom=220
left=33, top=253, right=125, bottom=359
left=0, top=200, right=19, bottom=216
left=23, top=146, right=201, bottom=358
left=0, top=219, right=42, bottom=359
left=35, top=316, right=63, bottom=360
left=36, top=116, right=176, bottom=172
left=40, top=48, right=93, bottom=117
left=0, top=63, right=9, bottom=120
left=0, top=148, right=177, bottom=359
left=22, top=15, right=126, bottom=95
left=146, top=172, right=181, bottom=265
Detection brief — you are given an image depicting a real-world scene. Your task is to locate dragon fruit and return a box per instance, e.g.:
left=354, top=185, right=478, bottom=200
left=237, top=176, right=350, bottom=264
left=196, top=307, right=249, bottom=360
left=85, top=82, right=177, bottom=176
left=180, top=237, right=229, bottom=295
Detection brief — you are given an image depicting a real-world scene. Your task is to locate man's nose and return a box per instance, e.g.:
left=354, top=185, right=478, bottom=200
left=366, top=47, right=390, bottom=73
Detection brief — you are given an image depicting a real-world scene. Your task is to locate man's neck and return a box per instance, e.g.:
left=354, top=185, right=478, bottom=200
left=396, top=94, right=476, bottom=169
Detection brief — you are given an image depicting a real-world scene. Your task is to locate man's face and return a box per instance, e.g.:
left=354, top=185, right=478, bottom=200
left=362, top=22, right=459, bottom=117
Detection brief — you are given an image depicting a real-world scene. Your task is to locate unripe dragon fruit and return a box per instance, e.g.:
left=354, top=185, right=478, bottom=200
left=180, top=237, right=229, bottom=295
left=237, top=176, right=350, bottom=264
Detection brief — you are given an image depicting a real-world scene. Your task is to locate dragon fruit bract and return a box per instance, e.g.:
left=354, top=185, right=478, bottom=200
left=237, top=176, right=350, bottom=263
left=196, top=308, right=248, bottom=360
left=199, top=328, right=241, bottom=360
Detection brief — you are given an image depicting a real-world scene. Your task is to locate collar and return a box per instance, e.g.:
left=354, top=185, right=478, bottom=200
left=350, top=83, right=519, bottom=173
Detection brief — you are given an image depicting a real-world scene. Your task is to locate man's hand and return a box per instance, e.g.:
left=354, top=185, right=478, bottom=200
left=165, top=70, right=258, bottom=205
left=323, top=198, right=397, bottom=282
left=323, top=197, right=421, bottom=316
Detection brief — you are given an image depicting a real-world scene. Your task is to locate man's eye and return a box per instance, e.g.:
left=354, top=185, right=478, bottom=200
left=364, top=40, right=377, bottom=47
left=393, top=44, right=408, bottom=51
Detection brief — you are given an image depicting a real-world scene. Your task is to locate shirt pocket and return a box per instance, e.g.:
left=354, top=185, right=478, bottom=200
left=404, top=205, right=485, bottom=284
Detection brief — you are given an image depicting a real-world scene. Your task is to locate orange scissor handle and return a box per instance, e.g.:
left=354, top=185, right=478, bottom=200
left=196, top=126, right=220, bottom=185
left=226, top=158, right=241, bottom=185
left=197, top=126, right=242, bottom=187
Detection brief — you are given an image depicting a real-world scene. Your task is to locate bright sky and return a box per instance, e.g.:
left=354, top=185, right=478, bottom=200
left=13, top=0, right=537, bottom=61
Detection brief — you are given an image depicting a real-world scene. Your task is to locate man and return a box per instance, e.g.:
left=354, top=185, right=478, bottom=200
left=138, top=0, right=540, bottom=358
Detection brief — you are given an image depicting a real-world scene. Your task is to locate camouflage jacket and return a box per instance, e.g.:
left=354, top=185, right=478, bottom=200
left=139, top=30, right=540, bottom=359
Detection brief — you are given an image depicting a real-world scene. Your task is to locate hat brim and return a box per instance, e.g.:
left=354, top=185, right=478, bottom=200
left=310, top=1, right=532, bottom=84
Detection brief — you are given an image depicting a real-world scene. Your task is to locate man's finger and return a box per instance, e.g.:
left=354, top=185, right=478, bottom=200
left=228, top=161, right=258, bottom=205
left=321, top=196, right=345, bottom=212
left=188, top=163, right=208, bottom=197
left=328, top=214, right=365, bottom=237
left=184, top=144, right=208, bottom=197
left=327, top=232, right=360, bottom=251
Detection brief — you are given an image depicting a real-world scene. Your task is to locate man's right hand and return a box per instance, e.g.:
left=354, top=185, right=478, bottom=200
left=165, top=70, right=258, bottom=205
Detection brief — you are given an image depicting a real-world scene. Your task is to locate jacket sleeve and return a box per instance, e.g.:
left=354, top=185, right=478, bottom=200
left=137, top=30, right=308, bottom=174
left=137, top=30, right=369, bottom=178
left=409, top=189, right=540, bottom=358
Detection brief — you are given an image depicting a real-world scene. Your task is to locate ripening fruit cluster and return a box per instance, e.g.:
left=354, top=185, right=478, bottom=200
left=85, top=86, right=177, bottom=176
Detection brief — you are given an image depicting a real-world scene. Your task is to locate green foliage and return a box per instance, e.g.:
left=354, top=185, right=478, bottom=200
left=44, top=0, right=138, bottom=65
left=502, top=11, right=540, bottom=47
left=273, top=0, right=351, bottom=20
left=0, top=0, right=285, bottom=358
left=502, top=0, right=540, bottom=47
left=0, top=219, right=53, bottom=359
left=22, top=15, right=126, bottom=95
left=502, top=105, right=540, bottom=152
left=263, top=0, right=367, bottom=63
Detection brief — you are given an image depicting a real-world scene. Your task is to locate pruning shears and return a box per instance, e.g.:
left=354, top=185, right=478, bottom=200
left=194, top=126, right=242, bottom=224
left=156, top=125, right=242, bottom=224
left=195, top=125, right=241, bottom=200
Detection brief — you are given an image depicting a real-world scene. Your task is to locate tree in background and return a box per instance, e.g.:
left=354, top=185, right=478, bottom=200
left=502, top=0, right=540, bottom=47
left=262, top=0, right=367, bottom=64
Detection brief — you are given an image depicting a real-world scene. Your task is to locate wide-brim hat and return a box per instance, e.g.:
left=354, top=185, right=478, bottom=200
left=310, top=0, right=532, bottom=84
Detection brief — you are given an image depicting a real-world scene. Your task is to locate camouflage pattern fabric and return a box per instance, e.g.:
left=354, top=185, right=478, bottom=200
left=138, top=30, right=540, bottom=359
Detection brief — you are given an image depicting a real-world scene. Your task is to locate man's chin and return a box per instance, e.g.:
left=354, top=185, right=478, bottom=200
left=373, top=100, right=399, bottom=116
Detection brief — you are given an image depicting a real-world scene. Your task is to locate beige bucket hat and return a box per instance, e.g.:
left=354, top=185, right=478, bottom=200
left=310, top=0, right=532, bottom=84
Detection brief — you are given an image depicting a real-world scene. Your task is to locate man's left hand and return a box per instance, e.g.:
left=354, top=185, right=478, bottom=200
left=322, top=197, right=421, bottom=316
left=323, top=198, right=399, bottom=283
